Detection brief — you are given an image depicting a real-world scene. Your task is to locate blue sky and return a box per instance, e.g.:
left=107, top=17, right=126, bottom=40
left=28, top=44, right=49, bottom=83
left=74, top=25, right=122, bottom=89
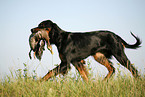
left=0, top=0, right=145, bottom=78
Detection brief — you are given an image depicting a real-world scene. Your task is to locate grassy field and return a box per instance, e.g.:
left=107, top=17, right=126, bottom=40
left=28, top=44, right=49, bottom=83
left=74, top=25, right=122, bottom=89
left=0, top=63, right=145, bottom=97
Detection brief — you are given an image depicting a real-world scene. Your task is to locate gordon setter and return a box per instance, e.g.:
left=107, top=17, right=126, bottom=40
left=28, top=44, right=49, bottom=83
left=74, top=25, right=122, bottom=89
left=30, top=20, right=141, bottom=81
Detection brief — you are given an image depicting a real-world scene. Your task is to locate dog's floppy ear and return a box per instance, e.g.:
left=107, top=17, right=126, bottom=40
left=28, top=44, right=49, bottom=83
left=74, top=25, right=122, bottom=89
left=51, top=22, right=62, bottom=31
left=38, top=20, right=54, bottom=28
left=51, top=23, right=57, bottom=29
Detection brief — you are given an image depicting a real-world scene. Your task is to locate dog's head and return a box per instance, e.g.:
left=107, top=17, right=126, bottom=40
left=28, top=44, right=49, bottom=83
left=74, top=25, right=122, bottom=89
left=31, top=20, right=54, bottom=33
left=31, top=20, right=55, bottom=55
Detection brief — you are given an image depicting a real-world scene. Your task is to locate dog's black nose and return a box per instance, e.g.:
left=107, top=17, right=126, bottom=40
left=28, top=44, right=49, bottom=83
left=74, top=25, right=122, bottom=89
left=31, top=29, right=34, bottom=33
left=31, top=29, right=33, bottom=33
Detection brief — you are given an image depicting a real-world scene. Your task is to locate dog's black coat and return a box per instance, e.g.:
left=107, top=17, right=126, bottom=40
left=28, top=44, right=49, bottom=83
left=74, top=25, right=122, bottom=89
left=31, top=20, right=141, bottom=81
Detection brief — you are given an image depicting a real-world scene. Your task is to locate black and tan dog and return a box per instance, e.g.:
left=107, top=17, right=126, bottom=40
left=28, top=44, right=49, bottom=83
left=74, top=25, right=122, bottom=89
left=30, top=20, right=141, bottom=81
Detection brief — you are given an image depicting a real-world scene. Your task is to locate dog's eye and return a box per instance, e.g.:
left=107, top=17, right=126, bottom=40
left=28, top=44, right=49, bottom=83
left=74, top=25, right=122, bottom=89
left=45, top=28, right=51, bottom=31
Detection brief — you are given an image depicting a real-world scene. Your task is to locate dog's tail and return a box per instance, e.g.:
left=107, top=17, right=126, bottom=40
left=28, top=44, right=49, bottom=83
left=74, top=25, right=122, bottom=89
left=117, top=32, right=141, bottom=49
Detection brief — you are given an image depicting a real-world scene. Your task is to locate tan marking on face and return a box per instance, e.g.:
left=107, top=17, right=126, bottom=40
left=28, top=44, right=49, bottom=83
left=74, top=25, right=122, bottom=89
left=45, top=28, right=51, bottom=34
left=33, top=28, right=41, bottom=33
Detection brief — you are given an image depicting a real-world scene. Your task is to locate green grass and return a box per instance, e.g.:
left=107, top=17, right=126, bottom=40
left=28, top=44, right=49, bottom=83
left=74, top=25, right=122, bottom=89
left=0, top=63, right=145, bottom=97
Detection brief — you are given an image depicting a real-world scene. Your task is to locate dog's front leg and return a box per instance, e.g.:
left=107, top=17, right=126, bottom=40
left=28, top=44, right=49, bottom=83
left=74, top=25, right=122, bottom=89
left=41, top=62, right=71, bottom=81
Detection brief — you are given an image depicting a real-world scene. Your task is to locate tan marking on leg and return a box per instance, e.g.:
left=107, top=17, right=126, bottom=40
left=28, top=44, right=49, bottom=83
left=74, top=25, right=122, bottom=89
left=41, top=65, right=60, bottom=81
left=122, top=43, right=125, bottom=48
left=93, top=52, right=115, bottom=81
left=75, top=60, right=89, bottom=81
left=41, top=63, right=70, bottom=81
left=33, top=52, right=36, bottom=59
left=75, top=64, right=88, bottom=82
left=42, top=70, right=55, bottom=81
left=103, top=64, right=115, bottom=81
left=80, top=60, right=86, bottom=64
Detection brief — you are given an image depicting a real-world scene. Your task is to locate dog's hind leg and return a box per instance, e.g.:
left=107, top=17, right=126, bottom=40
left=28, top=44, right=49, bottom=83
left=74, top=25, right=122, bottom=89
left=113, top=51, right=139, bottom=78
left=72, top=60, right=89, bottom=82
left=93, top=52, right=115, bottom=81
